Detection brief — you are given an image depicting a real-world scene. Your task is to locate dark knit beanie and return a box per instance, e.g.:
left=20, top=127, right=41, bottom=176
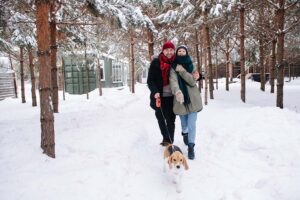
left=176, top=45, right=189, bottom=55
left=162, top=40, right=175, bottom=51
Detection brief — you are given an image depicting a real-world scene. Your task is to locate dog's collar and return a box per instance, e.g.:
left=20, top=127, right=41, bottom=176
left=167, top=145, right=182, bottom=155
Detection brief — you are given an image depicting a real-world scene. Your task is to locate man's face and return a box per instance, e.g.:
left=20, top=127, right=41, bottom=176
left=163, top=48, right=175, bottom=59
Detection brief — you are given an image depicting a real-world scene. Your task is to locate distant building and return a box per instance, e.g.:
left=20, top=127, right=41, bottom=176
left=62, top=53, right=128, bottom=95
left=0, top=56, right=16, bottom=100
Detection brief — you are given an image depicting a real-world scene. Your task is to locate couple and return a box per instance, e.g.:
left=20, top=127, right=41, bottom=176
left=147, top=40, right=203, bottom=160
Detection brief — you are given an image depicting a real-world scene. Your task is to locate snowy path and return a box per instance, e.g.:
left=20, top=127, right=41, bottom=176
left=1, top=79, right=300, bottom=200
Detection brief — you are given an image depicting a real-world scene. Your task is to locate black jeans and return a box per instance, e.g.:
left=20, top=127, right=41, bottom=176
left=155, top=96, right=176, bottom=143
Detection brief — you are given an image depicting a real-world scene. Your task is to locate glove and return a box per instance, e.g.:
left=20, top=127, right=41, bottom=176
left=175, top=64, right=185, bottom=72
left=175, top=90, right=184, bottom=104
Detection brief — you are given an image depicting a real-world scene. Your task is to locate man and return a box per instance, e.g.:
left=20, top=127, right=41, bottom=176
left=147, top=41, right=176, bottom=146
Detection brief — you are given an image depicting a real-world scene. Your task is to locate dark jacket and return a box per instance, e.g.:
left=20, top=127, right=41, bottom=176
left=147, top=58, right=169, bottom=110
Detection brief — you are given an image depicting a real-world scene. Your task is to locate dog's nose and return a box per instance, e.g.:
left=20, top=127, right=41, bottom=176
left=176, top=165, right=180, bottom=169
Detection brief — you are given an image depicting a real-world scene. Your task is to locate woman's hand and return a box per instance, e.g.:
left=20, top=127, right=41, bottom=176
left=175, top=64, right=185, bottom=72
left=175, top=90, right=184, bottom=104
left=192, top=71, right=200, bottom=80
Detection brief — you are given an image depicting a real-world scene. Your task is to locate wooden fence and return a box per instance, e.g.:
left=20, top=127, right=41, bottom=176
left=0, top=72, right=16, bottom=100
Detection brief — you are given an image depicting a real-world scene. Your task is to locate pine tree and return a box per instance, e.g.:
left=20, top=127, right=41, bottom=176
left=35, top=0, right=55, bottom=158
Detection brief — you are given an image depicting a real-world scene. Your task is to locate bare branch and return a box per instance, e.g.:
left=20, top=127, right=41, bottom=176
left=265, top=0, right=280, bottom=9
left=7, top=20, right=35, bottom=24
left=285, top=1, right=299, bottom=10
left=57, top=22, right=98, bottom=26
left=283, top=20, right=300, bottom=34
left=6, top=20, right=100, bottom=26
left=218, top=45, right=225, bottom=52
left=229, top=38, right=238, bottom=53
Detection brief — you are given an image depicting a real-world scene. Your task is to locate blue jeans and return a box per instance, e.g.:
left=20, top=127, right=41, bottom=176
left=179, top=112, right=197, bottom=144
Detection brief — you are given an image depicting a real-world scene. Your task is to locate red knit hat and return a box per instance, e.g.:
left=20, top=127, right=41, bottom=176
left=162, top=40, right=175, bottom=51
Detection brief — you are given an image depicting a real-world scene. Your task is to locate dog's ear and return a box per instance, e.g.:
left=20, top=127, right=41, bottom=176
left=183, top=157, right=189, bottom=170
left=168, top=156, right=173, bottom=169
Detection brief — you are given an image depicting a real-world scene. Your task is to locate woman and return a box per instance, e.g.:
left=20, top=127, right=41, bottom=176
left=169, top=45, right=203, bottom=160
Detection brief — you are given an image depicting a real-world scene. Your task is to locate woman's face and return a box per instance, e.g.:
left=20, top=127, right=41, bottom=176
left=177, top=48, right=187, bottom=56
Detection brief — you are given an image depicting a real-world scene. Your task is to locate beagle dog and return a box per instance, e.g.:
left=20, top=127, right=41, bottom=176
left=163, top=144, right=189, bottom=193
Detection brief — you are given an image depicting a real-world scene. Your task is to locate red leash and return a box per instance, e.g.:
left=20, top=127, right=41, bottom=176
left=156, top=97, right=173, bottom=144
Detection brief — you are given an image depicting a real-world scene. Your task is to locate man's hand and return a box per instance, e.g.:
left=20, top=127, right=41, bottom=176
left=175, top=90, right=184, bottom=104
left=154, top=92, right=160, bottom=99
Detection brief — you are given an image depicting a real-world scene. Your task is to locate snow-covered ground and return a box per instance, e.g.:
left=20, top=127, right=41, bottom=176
left=1, top=78, right=300, bottom=200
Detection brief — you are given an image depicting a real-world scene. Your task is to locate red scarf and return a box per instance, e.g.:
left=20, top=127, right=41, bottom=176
left=159, top=52, right=175, bottom=86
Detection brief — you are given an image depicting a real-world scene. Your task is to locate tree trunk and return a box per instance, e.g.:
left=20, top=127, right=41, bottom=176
left=276, top=0, right=285, bottom=109
left=230, top=61, right=234, bottom=82
left=130, top=30, right=135, bottom=93
left=84, top=41, right=90, bottom=99
left=9, top=53, right=18, bottom=98
left=239, top=0, right=246, bottom=102
left=97, top=58, right=103, bottom=96
left=203, top=10, right=214, bottom=99
left=195, top=29, right=201, bottom=93
left=202, top=29, right=208, bottom=105
left=147, top=29, right=154, bottom=61
left=96, top=25, right=103, bottom=96
left=36, top=0, right=55, bottom=158
left=204, top=47, right=208, bottom=105
left=292, top=63, right=295, bottom=80
left=50, top=1, right=59, bottom=112
left=270, top=39, right=276, bottom=93
left=20, top=46, right=26, bottom=103
left=215, top=48, right=218, bottom=90
left=258, top=6, right=265, bottom=92
left=28, top=48, right=37, bottom=107
left=259, top=39, right=265, bottom=91
left=199, top=32, right=204, bottom=89
left=62, top=58, right=65, bottom=100
left=288, top=63, right=291, bottom=82
left=225, top=38, right=230, bottom=91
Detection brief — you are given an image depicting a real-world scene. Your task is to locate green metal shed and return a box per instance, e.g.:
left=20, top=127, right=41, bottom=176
left=62, top=53, right=129, bottom=95
left=63, top=55, right=97, bottom=95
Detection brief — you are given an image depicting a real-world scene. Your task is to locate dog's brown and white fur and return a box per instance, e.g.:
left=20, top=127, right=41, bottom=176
left=163, top=144, right=189, bottom=193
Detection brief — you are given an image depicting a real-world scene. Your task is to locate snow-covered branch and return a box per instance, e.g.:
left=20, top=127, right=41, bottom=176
left=0, top=38, right=13, bottom=52
left=153, top=0, right=194, bottom=25
left=86, top=0, right=157, bottom=33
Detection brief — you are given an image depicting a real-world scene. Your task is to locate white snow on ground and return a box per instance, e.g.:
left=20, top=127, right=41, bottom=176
left=1, top=78, right=300, bottom=200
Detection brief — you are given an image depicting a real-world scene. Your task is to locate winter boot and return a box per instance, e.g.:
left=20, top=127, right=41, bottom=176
left=188, top=143, right=195, bottom=160
left=182, top=132, right=188, bottom=145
